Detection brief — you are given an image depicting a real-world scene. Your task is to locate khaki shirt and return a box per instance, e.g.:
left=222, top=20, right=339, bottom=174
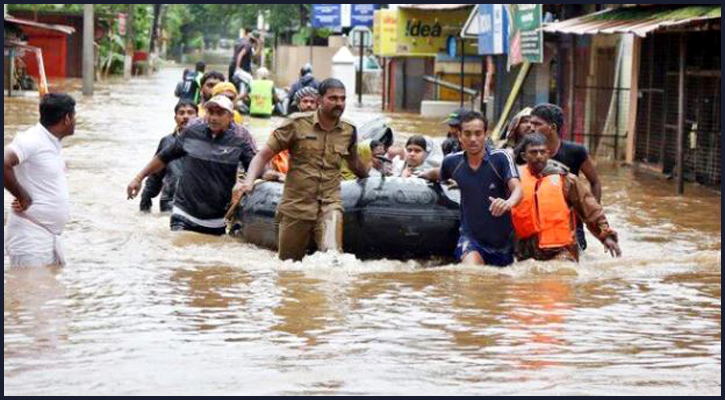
left=267, top=111, right=357, bottom=221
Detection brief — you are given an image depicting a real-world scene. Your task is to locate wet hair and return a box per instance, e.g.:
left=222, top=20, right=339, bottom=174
left=530, top=103, right=564, bottom=133
left=195, top=61, right=206, bottom=73
left=318, top=78, right=345, bottom=97
left=200, top=71, right=225, bottom=88
left=459, top=109, right=488, bottom=131
left=515, top=132, right=549, bottom=162
left=405, top=135, right=428, bottom=153
left=39, top=93, right=76, bottom=127
left=174, top=99, right=198, bottom=115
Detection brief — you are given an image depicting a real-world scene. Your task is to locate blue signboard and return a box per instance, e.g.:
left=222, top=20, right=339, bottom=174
left=477, top=4, right=509, bottom=55
left=312, top=4, right=341, bottom=28
left=351, top=4, right=378, bottom=27
left=312, top=4, right=379, bottom=28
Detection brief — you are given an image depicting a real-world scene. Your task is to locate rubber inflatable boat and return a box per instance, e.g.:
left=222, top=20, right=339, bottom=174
left=233, top=177, right=461, bottom=260
left=231, top=117, right=462, bottom=260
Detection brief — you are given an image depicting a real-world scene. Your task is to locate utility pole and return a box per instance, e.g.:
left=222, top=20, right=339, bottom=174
left=149, top=4, right=162, bottom=54
left=124, top=4, right=135, bottom=79
left=82, top=4, right=94, bottom=95
left=358, top=31, right=364, bottom=105
left=676, top=34, right=686, bottom=195
left=460, top=37, right=465, bottom=108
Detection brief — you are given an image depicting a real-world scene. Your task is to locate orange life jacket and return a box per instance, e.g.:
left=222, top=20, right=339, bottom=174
left=512, top=166, right=574, bottom=249
left=272, top=150, right=289, bottom=174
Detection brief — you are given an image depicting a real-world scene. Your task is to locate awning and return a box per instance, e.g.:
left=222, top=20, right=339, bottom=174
left=397, top=4, right=473, bottom=11
left=542, top=5, right=720, bottom=37
left=4, top=15, right=75, bottom=35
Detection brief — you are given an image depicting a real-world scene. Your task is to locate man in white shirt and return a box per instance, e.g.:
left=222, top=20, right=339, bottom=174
left=4, top=93, right=76, bottom=267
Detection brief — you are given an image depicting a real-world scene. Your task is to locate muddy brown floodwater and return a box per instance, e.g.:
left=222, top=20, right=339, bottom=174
left=4, top=66, right=721, bottom=395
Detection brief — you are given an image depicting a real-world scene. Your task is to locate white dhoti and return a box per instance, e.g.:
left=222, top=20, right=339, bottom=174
left=5, top=212, right=65, bottom=268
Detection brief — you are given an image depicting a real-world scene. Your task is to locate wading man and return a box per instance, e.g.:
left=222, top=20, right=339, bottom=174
left=528, top=103, right=602, bottom=250
left=4, top=93, right=76, bottom=267
left=234, top=78, right=369, bottom=261
left=512, top=133, right=621, bottom=261
left=127, top=96, right=255, bottom=235
left=139, top=100, right=198, bottom=213
left=420, top=110, right=522, bottom=267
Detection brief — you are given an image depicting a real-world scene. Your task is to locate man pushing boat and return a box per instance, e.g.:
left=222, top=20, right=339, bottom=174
left=233, top=78, right=369, bottom=261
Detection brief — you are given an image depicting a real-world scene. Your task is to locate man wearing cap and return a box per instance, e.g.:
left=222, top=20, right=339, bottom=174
left=234, top=78, right=369, bottom=261
left=127, top=96, right=255, bottom=235
left=441, top=108, right=464, bottom=156
left=199, top=81, right=244, bottom=125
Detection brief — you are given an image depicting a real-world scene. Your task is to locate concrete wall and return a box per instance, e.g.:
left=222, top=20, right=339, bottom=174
left=274, top=45, right=341, bottom=88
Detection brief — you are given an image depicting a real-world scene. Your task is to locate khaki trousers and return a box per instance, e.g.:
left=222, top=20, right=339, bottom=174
left=277, top=203, right=343, bottom=261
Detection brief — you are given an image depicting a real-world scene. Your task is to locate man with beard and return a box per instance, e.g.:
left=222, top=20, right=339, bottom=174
left=288, top=64, right=318, bottom=113
left=139, top=100, right=198, bottom=213
left=234, top=78, right=369, bottom=261
left=527, top=103, right=602, bottom=250
left=511, top=133, right=620, bottom=261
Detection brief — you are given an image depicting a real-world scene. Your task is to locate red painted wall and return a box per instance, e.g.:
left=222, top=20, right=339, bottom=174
left=20, top=27, right=68, bottom=78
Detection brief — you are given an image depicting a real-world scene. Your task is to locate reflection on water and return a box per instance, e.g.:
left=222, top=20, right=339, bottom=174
left=3, top=67, right=721, bottom=395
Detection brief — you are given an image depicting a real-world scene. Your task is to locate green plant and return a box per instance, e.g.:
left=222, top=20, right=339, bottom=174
left=99, top=31, right=125, bottom=76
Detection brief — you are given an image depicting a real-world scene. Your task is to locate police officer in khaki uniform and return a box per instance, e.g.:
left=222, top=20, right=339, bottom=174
left=234, top=78, right=369, bottom=261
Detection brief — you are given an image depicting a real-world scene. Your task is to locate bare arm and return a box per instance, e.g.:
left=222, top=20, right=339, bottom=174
left=506, top=177, right=522, bottom=207
left=580, top=157, right=601, bottom=203
left=419, top=167, right=442, bottom=182
left=488, top=178, right=522, bottom=217
left=4, top=147, right=32, bottom=211
left=565, top=174, right=620, bottom=257
left=127, top=156, right=167, bottom=200
left=232, top=145, right=276, bottom=203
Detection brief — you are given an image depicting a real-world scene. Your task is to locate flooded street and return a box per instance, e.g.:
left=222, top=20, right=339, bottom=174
left=4, top=66, right=721, bottom=395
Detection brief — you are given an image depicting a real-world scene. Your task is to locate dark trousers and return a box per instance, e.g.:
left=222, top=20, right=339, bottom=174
left=170, top=214, right=226, bottom=236
left=576, top=221, right=587, bottom=250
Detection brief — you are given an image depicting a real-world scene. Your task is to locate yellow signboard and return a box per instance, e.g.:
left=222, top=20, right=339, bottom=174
left=373, top=9, right=398, bottom=56
left=395, top=7, right=474, bottom=56
left=374, top=7, right=474, bottom=57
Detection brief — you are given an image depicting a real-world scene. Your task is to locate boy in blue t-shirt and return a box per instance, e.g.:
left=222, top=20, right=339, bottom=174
left=421, top=110, right=522, bottom=266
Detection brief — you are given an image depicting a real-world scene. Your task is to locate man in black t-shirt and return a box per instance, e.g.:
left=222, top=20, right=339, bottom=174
left=528, top=103, right=603, bottom=250
left=228, top=31, right=260, bottom=78
left=128, top=96, right=255, bottom=236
